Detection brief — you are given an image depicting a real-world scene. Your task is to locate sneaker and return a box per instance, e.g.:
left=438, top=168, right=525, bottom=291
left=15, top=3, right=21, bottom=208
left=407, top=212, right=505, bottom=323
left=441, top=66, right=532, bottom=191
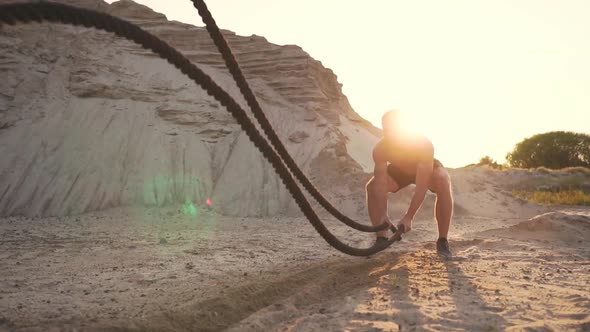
left=436, top=238, right=452, bottom=259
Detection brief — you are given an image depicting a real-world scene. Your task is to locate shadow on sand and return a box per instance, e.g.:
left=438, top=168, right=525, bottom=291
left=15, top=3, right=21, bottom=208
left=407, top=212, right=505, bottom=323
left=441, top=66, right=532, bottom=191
left=124, top=253, right=403, bottom=332
left=381, top=251, right=509, bottom=331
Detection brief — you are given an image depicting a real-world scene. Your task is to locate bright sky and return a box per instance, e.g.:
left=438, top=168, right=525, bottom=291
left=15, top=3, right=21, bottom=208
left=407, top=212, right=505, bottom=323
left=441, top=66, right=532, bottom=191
left=107, top=0, right=589, bottom=167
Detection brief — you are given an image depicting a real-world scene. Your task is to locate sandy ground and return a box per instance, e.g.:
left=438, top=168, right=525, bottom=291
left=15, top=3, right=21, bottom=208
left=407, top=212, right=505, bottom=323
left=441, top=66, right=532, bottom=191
left=0, top=204, right=589, bottom=331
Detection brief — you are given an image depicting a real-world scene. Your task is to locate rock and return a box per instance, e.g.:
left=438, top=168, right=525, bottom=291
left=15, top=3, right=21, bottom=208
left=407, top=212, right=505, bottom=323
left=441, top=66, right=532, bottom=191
left=303, top=110, right=317, bottom=121
left=288, top=131, right=309, bottom=143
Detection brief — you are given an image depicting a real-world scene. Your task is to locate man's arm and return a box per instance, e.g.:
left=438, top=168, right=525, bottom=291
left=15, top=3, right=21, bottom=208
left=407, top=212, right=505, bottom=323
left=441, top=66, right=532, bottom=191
left=404, top=142, right=434, bottom=220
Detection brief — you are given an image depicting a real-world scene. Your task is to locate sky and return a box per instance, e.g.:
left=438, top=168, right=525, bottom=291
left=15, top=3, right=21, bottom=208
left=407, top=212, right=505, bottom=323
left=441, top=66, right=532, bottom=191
left=106, top=0, right=589, bottom=167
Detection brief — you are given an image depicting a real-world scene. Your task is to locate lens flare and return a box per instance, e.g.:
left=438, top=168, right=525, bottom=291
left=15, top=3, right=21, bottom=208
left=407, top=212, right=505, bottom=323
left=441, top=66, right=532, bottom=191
left=135, top=173, right=219, bottom=253
left=182, top=198, right=198, bottom=217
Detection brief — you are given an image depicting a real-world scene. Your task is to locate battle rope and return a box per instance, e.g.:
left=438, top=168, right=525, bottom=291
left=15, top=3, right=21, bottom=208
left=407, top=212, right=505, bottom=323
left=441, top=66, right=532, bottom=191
left=191, top=0, right=389, bottom=233
left=0, top=2, right=403, bottom=256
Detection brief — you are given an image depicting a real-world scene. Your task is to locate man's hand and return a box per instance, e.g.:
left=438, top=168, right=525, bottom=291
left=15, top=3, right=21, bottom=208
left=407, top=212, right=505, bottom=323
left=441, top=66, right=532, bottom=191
left=397, top=215, right=413, bottom=233
left=404, top=141, right=434, bottom=224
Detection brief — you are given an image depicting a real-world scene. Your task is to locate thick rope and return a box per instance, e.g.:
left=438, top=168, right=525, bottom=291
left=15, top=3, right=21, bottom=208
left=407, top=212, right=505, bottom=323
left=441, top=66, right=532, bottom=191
left=0, top=2, right=403, bottom=256
left=190, top=0, right=390, bottom=233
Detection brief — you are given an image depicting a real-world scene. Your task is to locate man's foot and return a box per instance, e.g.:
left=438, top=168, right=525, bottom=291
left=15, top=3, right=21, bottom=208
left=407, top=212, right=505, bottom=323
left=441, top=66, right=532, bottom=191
left=436, top=238, right=452, bottom=259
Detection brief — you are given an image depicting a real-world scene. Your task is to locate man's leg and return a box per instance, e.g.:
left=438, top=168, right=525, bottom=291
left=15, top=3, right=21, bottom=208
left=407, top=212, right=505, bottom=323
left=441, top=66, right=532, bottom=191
left=366, top=176, right=398, bottom=238
left=429, top=167, right=453, bottom=257
left=429, top=167, right=453, bottom=239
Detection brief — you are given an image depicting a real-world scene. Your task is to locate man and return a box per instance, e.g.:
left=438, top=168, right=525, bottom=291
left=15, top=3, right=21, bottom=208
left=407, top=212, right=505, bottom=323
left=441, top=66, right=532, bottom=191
left=366, top=110, right=453, bottom=257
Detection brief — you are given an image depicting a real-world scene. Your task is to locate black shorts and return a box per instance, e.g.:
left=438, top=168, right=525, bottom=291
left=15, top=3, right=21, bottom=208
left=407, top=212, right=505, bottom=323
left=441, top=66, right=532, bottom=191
left=387, top=159, right=443, bottom=193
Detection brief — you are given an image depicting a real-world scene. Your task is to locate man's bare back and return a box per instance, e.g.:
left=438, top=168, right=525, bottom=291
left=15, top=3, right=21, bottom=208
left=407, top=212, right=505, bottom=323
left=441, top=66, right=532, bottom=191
left=373, top=134, right=434, bottom=179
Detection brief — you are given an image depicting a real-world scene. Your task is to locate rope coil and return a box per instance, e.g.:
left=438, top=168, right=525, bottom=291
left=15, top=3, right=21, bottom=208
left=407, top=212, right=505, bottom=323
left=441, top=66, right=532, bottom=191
left=0, top=2, right=402, bottom=256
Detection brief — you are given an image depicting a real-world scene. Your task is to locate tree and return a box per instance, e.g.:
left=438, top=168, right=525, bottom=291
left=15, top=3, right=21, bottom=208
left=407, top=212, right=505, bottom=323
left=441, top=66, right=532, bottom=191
left=506, top=131, right=590, bottom=169
left=477, top=155, right=502, bottom=169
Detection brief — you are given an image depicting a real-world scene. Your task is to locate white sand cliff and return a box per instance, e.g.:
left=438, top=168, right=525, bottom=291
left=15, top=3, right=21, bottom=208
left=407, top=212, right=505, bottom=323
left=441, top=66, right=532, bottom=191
left=0, top=0, right=379, bottom=218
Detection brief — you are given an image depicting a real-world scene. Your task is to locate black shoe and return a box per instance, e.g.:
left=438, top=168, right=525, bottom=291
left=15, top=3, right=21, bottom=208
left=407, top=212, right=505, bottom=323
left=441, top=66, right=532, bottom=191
left=436, top=238, right=452, bottom=259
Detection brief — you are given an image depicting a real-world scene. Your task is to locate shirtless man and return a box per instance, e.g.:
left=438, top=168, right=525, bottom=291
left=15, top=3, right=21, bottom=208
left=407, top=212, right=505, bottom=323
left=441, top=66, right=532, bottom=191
left=366, top=110, right=453, bottom=257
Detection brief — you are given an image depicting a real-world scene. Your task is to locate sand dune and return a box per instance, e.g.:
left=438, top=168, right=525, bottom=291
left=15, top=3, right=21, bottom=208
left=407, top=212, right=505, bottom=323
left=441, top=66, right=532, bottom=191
left=479, top=211, right=590, bottom=243
left=0, top=0, right=378, bottom=218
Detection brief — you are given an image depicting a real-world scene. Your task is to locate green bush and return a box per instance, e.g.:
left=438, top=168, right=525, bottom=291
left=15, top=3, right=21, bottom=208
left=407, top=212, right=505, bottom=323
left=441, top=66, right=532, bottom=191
left=477, top=155, right=503, bottom=169
left=506, top=131, right=590, bottom=169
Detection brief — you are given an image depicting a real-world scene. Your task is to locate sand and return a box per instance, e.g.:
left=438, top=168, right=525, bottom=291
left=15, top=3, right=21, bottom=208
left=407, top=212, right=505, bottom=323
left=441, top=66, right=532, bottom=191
left=0, top=202, right=588, bottom=331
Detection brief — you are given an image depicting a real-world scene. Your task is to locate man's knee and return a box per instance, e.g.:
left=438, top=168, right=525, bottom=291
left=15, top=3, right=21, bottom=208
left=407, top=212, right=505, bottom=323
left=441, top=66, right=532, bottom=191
left=432, top=169, right=451, bottom=194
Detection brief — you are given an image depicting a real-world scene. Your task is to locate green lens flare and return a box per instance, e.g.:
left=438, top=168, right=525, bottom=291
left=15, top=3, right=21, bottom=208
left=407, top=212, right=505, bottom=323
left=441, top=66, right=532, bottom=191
left=182, top=199, right=199, bottom=217
left=134, top=173, right=219, bottom=254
